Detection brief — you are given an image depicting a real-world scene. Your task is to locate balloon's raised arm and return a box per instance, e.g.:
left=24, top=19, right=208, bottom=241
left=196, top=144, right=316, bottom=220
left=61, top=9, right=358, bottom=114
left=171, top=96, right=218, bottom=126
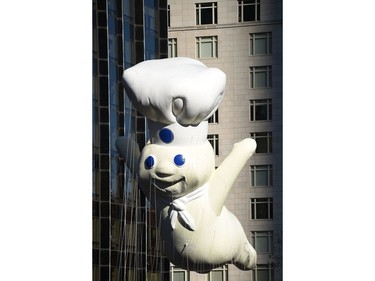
left=209, top=138, right=257, bottom=215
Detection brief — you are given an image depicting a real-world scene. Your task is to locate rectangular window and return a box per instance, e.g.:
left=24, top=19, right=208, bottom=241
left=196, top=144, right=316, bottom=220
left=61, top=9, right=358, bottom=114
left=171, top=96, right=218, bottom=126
left=208, top=265, right=228, bottom=281
left=250, top=99, right=272, bottom=121
left=168, top=38, right=177, bottom=58
left=208, top=109, right=219, bottom=124
left=251, top=231, right=273, bottom=253
left=250, top=32, right=272, bottom=55
left=251, top=165, right=273, bottom=187
left=238, top=0, right=260, bottom=22
left=250, top=66, right=272, bottom=88
left=208, top=134, right=219, bottom=156
left=196, top=2, right=217, bottom=25
left=171, top=267, right=189, bottom=281
left=252, top=264, right=274, bottom=281
left=251, top=198, right=273, bottom=219
left=250, top=132, right=272, bottom=154
left=196, top=36, right=218, bottom=59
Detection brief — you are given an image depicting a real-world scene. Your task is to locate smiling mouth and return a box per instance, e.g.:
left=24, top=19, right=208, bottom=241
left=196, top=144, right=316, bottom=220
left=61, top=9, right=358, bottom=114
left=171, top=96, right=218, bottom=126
left=151, top=177, right=185, bottom=193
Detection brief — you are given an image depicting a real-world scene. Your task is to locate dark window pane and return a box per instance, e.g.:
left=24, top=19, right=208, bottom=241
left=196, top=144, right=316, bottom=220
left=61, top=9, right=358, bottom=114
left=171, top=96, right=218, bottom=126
left=100, top=218, right=110, bottom=248
left=255, top=104, right=267, bottom=120
left=256, top=203, right=269, bottom=219
left=100, top=202, right=110, bottom=217
left=136, top=117, right=145, bottom=131
left=97, top=0, right=106, bottom=11
left=111, top=204, right=124, bottom=220
left=243, top=5, right=255, bottom=21
left=100, top=250, right=110, bottom=265
left=93, top=249, right=99, bottom=265
left=99, top=60, right=108, bottom=75
left=98, top=11, right=107, bottom=27
left=201, top=8, right=213, bottom=24
left=117, top=36, right=123, bottom=62
left=99, top=77, right=108, bottom=106
left=98, top=28, right=108, bottom=59
left=116, top=0, right=122, bottom=18
left=256, top=137, right=267, bottom=153
left=93, top=201, right=100, bottom=217
left=100, top=171, right=109, bottom=200
left=99, top=124, right=109, bottom=153
left=100, top=107, right=109, bottom=123
left=100, top=266, right=110, bottom=280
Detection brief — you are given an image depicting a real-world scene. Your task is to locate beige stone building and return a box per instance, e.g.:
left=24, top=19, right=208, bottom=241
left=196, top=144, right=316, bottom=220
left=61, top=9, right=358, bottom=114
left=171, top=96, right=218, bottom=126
left=167, top=1, right=282, bottom=280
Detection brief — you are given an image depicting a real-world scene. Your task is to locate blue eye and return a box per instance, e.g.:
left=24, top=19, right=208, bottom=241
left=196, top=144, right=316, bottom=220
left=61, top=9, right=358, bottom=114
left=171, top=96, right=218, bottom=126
left=145, top=156, right=155, bottom=169
left=159, top=128, right=174, bottom=144
left=174, top=154, right=185, bottom=167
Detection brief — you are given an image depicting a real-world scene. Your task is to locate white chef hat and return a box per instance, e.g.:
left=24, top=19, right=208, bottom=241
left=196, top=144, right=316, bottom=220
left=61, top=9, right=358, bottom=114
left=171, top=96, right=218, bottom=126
left=123, top=57, right=226, bottom=145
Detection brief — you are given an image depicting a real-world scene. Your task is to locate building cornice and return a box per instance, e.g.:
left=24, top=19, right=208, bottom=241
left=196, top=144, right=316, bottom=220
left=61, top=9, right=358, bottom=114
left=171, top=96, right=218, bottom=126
left=168, top=20, right=282, bottom=32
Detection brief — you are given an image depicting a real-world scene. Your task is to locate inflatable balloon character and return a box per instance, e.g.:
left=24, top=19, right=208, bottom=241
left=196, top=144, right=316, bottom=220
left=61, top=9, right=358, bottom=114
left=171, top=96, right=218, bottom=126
left=116, top=57, right=257, bottom=273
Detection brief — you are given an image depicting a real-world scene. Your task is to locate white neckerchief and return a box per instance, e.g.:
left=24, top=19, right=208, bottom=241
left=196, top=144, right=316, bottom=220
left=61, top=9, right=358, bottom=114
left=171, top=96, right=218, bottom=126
left=167, top=184, right=208, bottom=231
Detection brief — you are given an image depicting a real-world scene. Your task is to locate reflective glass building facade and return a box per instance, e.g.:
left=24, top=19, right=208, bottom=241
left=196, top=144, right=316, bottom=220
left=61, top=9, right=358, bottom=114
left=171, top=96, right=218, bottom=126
left=92, top=0, right=168, bottom=280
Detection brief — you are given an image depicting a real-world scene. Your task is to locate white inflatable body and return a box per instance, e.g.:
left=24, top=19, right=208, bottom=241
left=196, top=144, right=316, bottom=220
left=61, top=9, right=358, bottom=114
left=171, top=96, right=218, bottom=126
left=117, top=57, right=257, bottom=273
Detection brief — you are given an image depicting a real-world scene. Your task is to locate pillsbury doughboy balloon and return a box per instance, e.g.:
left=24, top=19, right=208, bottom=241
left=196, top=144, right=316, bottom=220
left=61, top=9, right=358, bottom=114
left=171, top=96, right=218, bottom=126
left=116, top=57, right=257, bottom=273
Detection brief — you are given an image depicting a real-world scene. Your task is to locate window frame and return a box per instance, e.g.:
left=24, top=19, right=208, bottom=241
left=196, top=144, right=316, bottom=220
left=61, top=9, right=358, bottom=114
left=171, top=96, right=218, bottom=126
left=207, top=265, right=228, bottom=281
left=249, top=65, right=272, bottom=88
left=251, top=231, right=274, bottom=253
left=208, top=109, right=219, bottom=124
left=250, top=132, right=272, bottom=154
left=250, top=164, right=273, bottom=187
left=238, top=0, right=261, bottom=22
left=250, top=197, right=273, bottom=220
left=250, top=32, right=272, bottom=56
left=252, top=264, right=274, bottom=281
left=196, top=36, right=218, bottom=59
left=170, top=266, right=189, bottom=281
left=168, top=38, right=177, bottom=58
left=196, top=2, right=218, bottom=25
left=249, top=99, right=272, bottom=121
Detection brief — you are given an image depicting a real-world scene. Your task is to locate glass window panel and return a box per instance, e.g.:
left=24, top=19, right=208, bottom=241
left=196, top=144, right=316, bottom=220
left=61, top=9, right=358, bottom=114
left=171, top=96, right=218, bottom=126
left=255, top=38, right=267, bottom=54
left=100, top=218, right=110, bottom=248
left=254, top=71, right=267, bottom=88
left=257, top=269, right=269, bottom=281
left=243, top=5, right=255, bottom=21
left=256, top=236, right=269, bottom=252
left=255, top=104, right=268, bottom=120
left=201, top=7, right=213, bottom=24
left=256, top=170, right=268, bottom=186
left=212, top=270, right=223, bottom=281
left=173, top=272, right=185, bottom=281
left=255, top=137, right=267, bottom=153
left=201, top=41, right=213, bottom=57
left=256, top=203, right=269, bottom=219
